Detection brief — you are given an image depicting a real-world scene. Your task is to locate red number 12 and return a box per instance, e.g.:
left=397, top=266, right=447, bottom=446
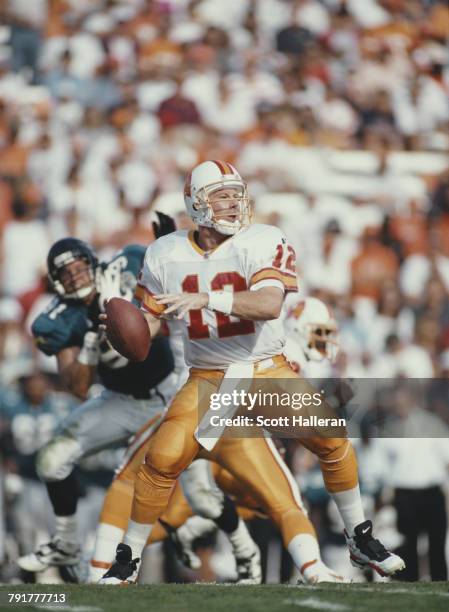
left=182, top=272, right=255, bottom=340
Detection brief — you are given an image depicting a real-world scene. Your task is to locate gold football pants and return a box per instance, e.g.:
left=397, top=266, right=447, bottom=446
left=130, top=356, right=357, bottom=545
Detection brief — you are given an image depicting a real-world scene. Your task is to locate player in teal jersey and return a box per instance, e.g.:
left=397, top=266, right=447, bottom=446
left=18, top=233, right=176, bottom=574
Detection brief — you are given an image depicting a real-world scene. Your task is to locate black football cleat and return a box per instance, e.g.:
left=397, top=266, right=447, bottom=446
left=345, top=520, right=405, bottom=577
left=98, top=544, right=140, bottom=585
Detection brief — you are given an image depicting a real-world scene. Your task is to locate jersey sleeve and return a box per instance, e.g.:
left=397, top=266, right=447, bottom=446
left=31, top=300, right=88, bottom=356
left=135, top=243, right=166, bottom=318
left=246, top=227, right=298, bottom=294
left=120, top=244, right=146, bottom=276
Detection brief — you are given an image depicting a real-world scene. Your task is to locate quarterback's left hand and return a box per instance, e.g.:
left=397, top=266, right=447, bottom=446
left=155, top=292, right=208, bottom=319
left=98, top=264, right=122, bottom=311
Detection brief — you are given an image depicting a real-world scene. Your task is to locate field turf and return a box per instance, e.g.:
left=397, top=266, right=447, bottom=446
left=1, top=582, right=449, bottom=612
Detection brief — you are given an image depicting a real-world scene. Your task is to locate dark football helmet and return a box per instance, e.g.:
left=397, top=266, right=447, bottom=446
left=47, top=238, right=99, bottom=300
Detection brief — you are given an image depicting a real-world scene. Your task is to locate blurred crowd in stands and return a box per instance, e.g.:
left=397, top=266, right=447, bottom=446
left=0, top=0, right=448, bottom=583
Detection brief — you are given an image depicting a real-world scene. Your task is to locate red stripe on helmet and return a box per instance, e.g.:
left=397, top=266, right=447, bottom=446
left=212, top=160, right=233, bottom=175
left=290, top=301, right=306, bottom=319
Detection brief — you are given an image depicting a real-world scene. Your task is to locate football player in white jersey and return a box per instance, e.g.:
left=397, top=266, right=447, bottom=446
left=284, top=296, right=405, bottom=576
left=99, top=160, right=401, bottom=584
left=284, top=297, right=339, bottom=379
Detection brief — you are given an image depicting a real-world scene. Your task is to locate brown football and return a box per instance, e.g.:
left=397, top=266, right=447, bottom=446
left=105, top=297, right=151, bottom=362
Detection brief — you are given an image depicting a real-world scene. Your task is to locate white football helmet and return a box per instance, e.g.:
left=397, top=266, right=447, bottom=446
left=286, top=297, right=339, bottom=362
left=184, top=160, right=252, bottom=235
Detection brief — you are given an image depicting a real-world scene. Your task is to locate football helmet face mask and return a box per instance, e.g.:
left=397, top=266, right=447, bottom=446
left=47, top=238, right=99, bottom=301
left=286, top=297, right=339, bottom=362
left=184, top=160, right=252, bottom=236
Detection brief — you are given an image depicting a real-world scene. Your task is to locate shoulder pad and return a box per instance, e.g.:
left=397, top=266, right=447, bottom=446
left=106, top=245, right=145, bottom=276
left=32, top=298, right=89, bottom=356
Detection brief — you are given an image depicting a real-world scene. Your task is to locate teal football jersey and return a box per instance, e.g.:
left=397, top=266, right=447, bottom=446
left=32, top=245, right=174, bottom=397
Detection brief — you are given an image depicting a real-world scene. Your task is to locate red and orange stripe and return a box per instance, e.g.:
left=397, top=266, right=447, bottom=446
left=135, top=283, right=166, bottom=317
left=249, top=267, right=298, bottom=293
left=212, top=160, right=236, bottom=175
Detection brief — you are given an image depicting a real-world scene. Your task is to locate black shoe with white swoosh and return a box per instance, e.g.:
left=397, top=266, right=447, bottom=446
left=345, top=520, right=405, bottom=577
left=98, top=544, right=140, bottom=585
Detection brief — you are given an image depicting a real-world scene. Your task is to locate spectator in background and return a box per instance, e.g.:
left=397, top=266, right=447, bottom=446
left=380, top=383, right=449, bottom=582
left=0, top=371, right=75, bottom=562
left=365, top=281, right=414, bottom=358
left=387, top=198, right=429, bottom=259
left=429, top=169, right=449, bottom=219
left=157, top=74, right=201, bottom=129
left=303, top=218, right=357, bottom=300
left=2, top=0, right=47, bottom=83
left=0, top=121, right=30, bottom=179
left=276, top=5, right=314, bottom=56
left=0, top=297, right=24, bottom=378
left=0, top=182, right=49, bottom=300
left=351, top=226, right=399, bottom=303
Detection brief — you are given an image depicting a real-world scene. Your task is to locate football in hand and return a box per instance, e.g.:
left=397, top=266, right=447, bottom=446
left=105, top=297, right=151, bottom=362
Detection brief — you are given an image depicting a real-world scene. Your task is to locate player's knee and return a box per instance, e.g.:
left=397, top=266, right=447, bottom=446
left=313, top=438, right=349, bottom=462
left=36, top=436, right=82, bottom=482
left=143, top=420, right=195, bottom=479
left=143, top=448, right=184, bottom=480
left=319, top=441, right=358, bottom=492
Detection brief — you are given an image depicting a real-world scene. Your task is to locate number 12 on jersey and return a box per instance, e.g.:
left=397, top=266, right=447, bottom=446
left=182, top=273, right=255, bottom=340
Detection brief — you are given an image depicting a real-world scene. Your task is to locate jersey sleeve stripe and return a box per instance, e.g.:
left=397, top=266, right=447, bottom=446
left=134, top=284, right=145, bottom=301
left=249, top=268, right=298, bottom=291
left=136, top=283, right=166, bottom=317
left=141, top=300, right=164, bottom=317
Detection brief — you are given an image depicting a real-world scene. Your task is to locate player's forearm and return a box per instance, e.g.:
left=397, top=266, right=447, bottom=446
left=57, top=347, right=95, bottom=399
left=229, top=287, right=284, bottom=321
left=60, top=361, right=95, bottom=399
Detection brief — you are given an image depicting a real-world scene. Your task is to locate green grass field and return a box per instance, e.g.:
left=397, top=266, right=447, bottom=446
left=1, top=582, right=448, bottom=612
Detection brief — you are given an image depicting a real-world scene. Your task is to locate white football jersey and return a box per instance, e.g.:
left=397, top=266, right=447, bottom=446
left=139, top=224, right=298, bottom=369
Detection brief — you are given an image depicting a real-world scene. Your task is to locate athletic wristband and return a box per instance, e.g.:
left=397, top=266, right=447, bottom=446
left=207, top=290, right=233, bottom=315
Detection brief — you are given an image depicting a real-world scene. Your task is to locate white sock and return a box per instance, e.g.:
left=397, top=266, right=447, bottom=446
left=54, top=514, right=78, bottom=545
left=332, top=485, right=365, bottom=536
left=228, top=519, right=256, bottom=558
left=181, top=516, right=216, bottom=540
left=89, top=523, right=125, bottom=583
left=287, top=533, right=321, bottom=578
left=123, top=520, right=153, bottom=559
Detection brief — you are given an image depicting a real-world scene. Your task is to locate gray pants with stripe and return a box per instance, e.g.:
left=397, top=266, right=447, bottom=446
left=36, top=375, right=177, bottom=482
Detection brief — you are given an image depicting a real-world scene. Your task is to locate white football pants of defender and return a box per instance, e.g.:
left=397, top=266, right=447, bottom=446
left=180, top=459, right=224, bottom=519
left=36, top=373, right=178, bottom=484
